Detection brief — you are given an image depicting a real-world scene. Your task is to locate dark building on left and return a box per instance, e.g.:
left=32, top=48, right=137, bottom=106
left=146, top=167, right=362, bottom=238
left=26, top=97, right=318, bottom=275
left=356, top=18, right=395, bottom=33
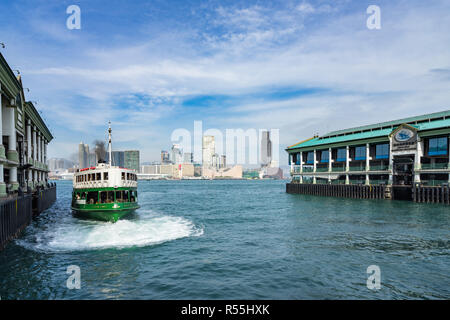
left=0, top=52, right=56, bottom=250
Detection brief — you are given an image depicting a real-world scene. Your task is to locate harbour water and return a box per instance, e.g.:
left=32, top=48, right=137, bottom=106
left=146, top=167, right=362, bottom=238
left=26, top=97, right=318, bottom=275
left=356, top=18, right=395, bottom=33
left=0, top=180, right=449, bottom=299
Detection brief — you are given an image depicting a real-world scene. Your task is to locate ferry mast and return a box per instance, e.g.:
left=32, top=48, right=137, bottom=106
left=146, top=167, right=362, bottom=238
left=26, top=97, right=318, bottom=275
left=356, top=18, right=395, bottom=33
left=108, top=121, right=112, bottom=167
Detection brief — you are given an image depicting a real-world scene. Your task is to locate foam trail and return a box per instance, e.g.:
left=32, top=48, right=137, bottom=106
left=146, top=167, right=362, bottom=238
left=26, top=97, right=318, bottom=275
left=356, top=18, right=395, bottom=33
left=17, top=211, right=203, bottom=252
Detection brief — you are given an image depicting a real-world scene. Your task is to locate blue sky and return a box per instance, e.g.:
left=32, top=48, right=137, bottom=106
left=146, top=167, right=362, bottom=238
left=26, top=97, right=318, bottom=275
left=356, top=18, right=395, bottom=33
left=1, top=0, right=449, bottom=165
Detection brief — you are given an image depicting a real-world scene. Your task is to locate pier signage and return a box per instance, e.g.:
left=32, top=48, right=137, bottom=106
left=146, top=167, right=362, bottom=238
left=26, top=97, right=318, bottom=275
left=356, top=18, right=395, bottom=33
left=391, top=125, right=417, bottom=152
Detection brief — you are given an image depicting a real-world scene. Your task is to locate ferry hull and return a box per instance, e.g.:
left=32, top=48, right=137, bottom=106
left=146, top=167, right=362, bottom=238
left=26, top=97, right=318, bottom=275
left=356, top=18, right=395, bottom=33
left=72, top=206, right=139, bottom=222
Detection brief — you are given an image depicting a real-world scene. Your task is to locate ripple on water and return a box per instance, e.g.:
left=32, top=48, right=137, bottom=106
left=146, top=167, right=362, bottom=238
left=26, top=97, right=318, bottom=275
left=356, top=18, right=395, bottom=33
left=16, top=209, right=203, bottom=252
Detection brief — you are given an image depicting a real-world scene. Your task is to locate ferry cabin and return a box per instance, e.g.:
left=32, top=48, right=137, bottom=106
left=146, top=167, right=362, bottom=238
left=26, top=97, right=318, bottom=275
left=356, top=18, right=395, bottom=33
left=72, top=164, right=138, bottom=215
left=286, top=111, right=450, bottom=187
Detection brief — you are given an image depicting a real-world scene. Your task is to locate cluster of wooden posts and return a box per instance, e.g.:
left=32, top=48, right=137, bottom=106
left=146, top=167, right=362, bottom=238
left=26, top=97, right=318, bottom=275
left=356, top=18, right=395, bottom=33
left=287, top=182, right=450, bottom=205
left=286, top=183, right=387, bottom=199
left=412, top=185, right=450, bottom=204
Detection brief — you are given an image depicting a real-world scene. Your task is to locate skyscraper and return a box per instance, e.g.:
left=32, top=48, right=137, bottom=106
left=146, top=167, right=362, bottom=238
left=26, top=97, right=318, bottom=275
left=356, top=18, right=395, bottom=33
left=171, top=144, right=183, bottom=164
left=161, top=150, right=170, bottom=164
left=78, top=142, right=85, bottom=169
left=202, top=136, right=215, bottom=168
left=183, top=152, right=193, bottom=164
left=124, top=150, right=140, bottom=172
left=107, top=151, right=125, bottom=167
left=260, top=131, right=272, bottom=166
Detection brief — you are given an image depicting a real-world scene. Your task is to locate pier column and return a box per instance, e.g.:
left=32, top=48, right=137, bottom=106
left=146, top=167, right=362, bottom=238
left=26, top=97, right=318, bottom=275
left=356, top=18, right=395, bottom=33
left=345, top=145, right=350, bottom=172
left=32, top=126, right=37, bottom=162
left=299, top=152, right=303, bottom=173
left=448, top=136, right=450, bottom=184
left=388, top=138, right=394, bottom=185
left=365, top=143, right=370, bottom=171
left=6, top=105, right=18, bottom=190
left=0, top=85, right=5, bottom=160
left=328, top=148, right=332, bottom=183
left=26, top=120, right=33, bottom=189
left=414, top=138, right=423, bottom=183
left=313, top=149, right=317, bottom=173
left=365, top=143, right=370, bottom=185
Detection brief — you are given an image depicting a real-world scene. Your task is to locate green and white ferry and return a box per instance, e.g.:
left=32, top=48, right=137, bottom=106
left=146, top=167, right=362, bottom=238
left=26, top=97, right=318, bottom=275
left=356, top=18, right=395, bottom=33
left=71, top=124, right=139, bottom=222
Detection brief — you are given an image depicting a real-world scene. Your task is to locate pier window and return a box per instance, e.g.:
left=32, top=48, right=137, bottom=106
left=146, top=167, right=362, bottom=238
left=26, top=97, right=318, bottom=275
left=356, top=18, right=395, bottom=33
left=321, top=150, right=329, bottom=163
left=294, top=153, right=300, bottom=165
left=355, top=146, right=366, bottom=160
left=306, top=152, right=314, bottom=164
left=376, top=144, right=389, bottom=159
left=428, top=137, right=448, bottom=156
left=336, top=148, right=346, bottom=162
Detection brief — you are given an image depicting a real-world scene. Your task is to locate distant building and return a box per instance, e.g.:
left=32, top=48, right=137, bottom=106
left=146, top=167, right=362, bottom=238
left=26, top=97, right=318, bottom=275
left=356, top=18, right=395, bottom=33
left=107, top=151, right=125, bottom=167
left=220, top=155, right=226, bottom=169
left=161, top=150, right=170, bottom=164
left=124, top=150, right=140, bottom=172
left=88, top=152, right=96, bottom=167
left=48, top=158, right=75, bottom=171
left=171, top=144, right=183, bottom=164
left=261, top=130, right=272, bottom=166
left=202, top=136, right=215, bottom=168
left=183, top=152, right=193, bottom=164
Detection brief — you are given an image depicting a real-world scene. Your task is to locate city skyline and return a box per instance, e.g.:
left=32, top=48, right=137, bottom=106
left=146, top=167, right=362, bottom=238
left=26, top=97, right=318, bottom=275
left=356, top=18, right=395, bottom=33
left=1, top=1, right=449, bottom=165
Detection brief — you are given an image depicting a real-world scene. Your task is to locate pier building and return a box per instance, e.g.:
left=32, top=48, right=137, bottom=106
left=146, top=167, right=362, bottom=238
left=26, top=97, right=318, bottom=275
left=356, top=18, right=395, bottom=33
left=286, top=110, right=450, bottom=203
left=0, top=52, right=56, bottom=250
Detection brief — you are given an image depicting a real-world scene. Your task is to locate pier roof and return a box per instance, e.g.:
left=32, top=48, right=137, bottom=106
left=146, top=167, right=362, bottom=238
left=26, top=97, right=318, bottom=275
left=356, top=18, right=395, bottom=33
left=287, top=111, right=450, bottom=151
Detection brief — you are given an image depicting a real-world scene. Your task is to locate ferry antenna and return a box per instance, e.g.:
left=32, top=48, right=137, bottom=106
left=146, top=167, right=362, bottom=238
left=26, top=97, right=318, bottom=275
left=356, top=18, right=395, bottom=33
left=108, top=121, right=113, bottom=167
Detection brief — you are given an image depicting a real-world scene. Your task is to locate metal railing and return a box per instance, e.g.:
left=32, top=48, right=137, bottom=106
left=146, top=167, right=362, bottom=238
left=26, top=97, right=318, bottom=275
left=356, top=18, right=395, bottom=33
left=0, top=194, right=32, bottom=250
left=421, top=180, right=449, bottom=186
left=331, top=166, right=345, bottom=172
left=420, top=163, right=449, bottom=170
left=369, top=165, right=389, bottom=171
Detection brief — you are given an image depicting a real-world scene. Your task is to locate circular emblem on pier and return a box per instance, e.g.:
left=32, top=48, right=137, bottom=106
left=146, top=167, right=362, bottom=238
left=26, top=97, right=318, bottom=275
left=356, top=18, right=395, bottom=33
left=394, top=128, right=414, bottom=142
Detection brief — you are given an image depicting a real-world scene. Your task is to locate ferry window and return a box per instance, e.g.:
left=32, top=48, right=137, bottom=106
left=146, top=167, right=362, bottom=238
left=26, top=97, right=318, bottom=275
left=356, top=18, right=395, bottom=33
left=124, top=190, right=129, bottom=202
left=104, top=172, right=108, bottom=180
left=115, top=191, right=123, bottom=202
left=107, top=191, right=114, bottom=203
left=336, top=148, right=346, bottom=162
left=81, top=192, right=86, bottom=199
left=92, top=173, right=96, bottom=181
left=96, top=173, right=101, bottom=180
left=321, top=150, right=329, bottom=163
left=376, top=144, right=389, bottom=159
left=121, top=172, right=125, bottom=180
left=429, top=137, right=447, bottom=156
left=127, top=173, right=130, bottom=180
left=130, top=191, right=136, bottom=202
left=100, top=191, right=107, bottom=203
left=355, top=146, right=366, bottom=160
left=87, top=191, right=98, bottom=204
